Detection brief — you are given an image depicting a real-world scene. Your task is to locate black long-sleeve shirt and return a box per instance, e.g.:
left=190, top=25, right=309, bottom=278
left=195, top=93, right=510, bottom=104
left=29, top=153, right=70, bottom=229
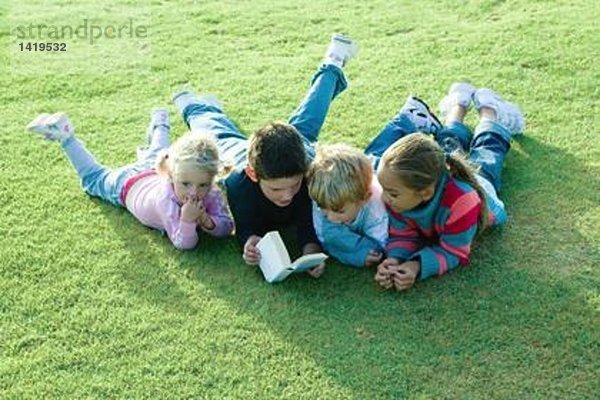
left=224, top=169, right=319, bottom=251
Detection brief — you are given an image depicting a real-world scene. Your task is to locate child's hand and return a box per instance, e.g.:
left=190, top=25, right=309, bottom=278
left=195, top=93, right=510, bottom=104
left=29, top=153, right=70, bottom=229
left=196, top=205, right=216, bottom=230
left=243, top=235, right=262, bottom=265
left=390, top=260, right=420, bottom=291
left=365, top=250, right=383, bottom=267
left=374, top=258, right=400, bottom=289
left=302, top=242, right=326, bottom=278
left=181, top=196, right=204, bottom=222
left=307, top=263, right=325, bottom=278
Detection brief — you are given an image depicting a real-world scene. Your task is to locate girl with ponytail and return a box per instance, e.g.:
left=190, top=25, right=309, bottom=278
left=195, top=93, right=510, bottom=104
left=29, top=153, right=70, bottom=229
left=367, top=83, right=525, bottom=291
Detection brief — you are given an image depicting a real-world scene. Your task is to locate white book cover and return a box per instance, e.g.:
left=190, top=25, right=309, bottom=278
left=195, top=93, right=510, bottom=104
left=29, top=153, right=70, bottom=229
left=256, top=231, right=328, bottom=283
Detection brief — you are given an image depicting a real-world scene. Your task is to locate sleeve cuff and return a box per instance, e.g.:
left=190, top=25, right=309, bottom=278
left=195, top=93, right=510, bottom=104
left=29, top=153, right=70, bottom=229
left=179, top=220, right=198, bottom=236
left=415, top=249, right=439, bottom=280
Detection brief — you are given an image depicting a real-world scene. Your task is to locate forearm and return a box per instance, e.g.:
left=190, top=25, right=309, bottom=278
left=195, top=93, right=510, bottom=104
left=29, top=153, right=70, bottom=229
left=416, top=245, right=462, bottom=280
left=324, top=235, right=382, bottom=268
left=168, top=219, right=200, bottom=250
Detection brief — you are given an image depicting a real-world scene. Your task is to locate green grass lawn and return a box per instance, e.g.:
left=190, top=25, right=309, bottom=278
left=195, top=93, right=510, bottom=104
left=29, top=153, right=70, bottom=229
left=1, top=0, right=598, bottom=398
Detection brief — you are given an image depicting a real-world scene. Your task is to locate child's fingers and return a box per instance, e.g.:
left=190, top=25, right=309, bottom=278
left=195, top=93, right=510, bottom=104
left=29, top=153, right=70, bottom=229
left=375, top=276, right=393, bottom=289
left=376, top=262, right=392, bottom=275
left=374, top=272, right=392, bottom=286
left=307, top=263, right=325, bottom=278
left=386, top=264, right=402, bottom=274
left=243, top=256, right=259, bottom=265
left=246, top=247, right=260, bottom=258
left=392, top=273, right=415, bottom=291
left=243, top=250, right=260, bottom=265
left=381, top=258, right=396, bottom=267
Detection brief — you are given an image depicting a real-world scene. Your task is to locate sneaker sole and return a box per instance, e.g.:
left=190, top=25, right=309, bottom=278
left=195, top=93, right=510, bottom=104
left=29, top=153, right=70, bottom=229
left=26, top=113, right=52, bottom=133
left=439, top=82, right=476, bottom=116
left=411, top=96, right=443, bottom=131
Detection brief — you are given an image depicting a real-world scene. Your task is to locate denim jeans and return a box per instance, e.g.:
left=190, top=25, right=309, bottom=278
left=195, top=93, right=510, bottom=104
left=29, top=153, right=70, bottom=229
left=60, top=123, right=170, bottom=207
left=180, top=63, right=348, bottom=169
left=364, top=110, right=511, bottom=224
left=364, top=111, right=418, bottom=171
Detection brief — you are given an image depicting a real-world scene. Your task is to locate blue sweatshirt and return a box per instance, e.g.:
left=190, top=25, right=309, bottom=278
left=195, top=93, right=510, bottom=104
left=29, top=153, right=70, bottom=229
left=313, top=180, right=388, bottom=267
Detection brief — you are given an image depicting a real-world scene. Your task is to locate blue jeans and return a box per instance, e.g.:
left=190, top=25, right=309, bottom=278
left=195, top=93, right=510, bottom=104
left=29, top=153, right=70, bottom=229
left=180, top=63, right=348, bottom=169
left=364, top=110, right=511, bottom=224
left=364, top=111, right=418, bottom=171
left=60, top=123, right=170, bottom=206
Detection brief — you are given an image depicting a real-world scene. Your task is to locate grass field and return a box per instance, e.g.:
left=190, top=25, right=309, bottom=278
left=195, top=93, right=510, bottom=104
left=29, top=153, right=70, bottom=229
left=1, top=0, right=598, bottom=398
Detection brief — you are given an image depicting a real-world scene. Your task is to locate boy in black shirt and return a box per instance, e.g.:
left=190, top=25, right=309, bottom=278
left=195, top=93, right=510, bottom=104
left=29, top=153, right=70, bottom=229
left=173, top=34, right=358, bottom=277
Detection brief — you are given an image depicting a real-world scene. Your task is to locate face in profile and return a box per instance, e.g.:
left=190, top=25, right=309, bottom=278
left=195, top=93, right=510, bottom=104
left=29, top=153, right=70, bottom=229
left=377, top=167, right=431, bottom=213
left=321, top=201, right=364, bottom=224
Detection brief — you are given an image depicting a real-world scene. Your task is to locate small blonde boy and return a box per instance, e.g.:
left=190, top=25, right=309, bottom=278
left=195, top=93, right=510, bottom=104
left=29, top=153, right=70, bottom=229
left=307, top=144, right=388, bottom=268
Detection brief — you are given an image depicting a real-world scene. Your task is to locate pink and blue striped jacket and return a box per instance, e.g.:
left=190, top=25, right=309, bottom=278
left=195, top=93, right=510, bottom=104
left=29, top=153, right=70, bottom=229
left=385, top=173, right=497, bottom=280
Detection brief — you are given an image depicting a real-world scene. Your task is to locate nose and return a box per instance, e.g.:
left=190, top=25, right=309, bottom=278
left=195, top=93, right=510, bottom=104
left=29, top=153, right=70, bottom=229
left=324, top=212, right=338, bottom=223
left=281, top=190, right=294, bottom=203
left=381, top=192, right=390, bottom=204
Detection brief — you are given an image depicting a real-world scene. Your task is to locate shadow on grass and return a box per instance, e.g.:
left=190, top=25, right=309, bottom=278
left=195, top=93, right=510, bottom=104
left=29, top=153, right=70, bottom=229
left=99, top=135, right=597, bottom=398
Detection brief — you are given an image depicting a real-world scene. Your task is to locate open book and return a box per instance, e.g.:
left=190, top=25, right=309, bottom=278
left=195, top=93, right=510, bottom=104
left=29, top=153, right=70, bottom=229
left=257, top=231, right=328, bottom=283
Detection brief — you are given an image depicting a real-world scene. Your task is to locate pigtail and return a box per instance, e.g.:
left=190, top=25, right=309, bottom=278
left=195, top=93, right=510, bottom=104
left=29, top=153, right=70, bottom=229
left=217, top=160, right=234, bottom=178
left=156, top=151, right=170, bottom=177
left=445, top=152, right=490, bottom=233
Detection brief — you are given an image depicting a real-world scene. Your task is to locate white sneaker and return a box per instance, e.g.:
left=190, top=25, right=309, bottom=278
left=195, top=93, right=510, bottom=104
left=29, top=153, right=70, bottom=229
left=150, top=108, right=169, bottom=127
left=144, top=108, right=170, bottom=144
left=474, top=88, right=525, bottom=136
left=324, top=33, right=359, bottom=68
left=27, top=112, right=74, bottom=142
left=399, top=96, right=443, bottom=134
left=438, top=82, right=476, bottom=117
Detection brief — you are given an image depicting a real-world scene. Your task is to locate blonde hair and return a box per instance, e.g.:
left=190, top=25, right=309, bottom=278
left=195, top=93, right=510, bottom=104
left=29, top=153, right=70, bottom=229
left=157, top=133, right=221, bottom=178
left=307, top=143, right=373, bottom=211
left=380, top=133, right=490, bottom=233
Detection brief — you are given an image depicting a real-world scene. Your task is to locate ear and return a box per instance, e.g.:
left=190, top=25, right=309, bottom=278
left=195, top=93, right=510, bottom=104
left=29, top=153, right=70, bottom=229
left=362, top=188, right=372, bottom=203
left=156, top=152, right=171, bottom=179
left=244, top=165, right=259, bottom=183
left=419, top=183, right=436, bottom=202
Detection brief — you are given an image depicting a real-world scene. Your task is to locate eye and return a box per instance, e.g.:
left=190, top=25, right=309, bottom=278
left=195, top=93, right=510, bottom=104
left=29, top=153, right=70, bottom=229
left=181, top=182, right=190, bottom=187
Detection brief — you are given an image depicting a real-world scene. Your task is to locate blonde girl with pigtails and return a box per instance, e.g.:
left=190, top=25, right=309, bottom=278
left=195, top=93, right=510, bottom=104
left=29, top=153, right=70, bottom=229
left=27, top=109, right=233, bottom=249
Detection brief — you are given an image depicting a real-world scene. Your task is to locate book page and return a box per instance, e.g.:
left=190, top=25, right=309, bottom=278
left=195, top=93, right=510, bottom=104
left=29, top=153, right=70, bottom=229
left=291, top=253, right=328, bottom=273
left=257, top=231, right=291, bottom=283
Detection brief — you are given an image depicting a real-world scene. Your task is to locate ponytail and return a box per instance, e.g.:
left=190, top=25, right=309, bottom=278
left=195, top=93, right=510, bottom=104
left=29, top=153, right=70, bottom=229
left=445, top=152, right=490, bottom=233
